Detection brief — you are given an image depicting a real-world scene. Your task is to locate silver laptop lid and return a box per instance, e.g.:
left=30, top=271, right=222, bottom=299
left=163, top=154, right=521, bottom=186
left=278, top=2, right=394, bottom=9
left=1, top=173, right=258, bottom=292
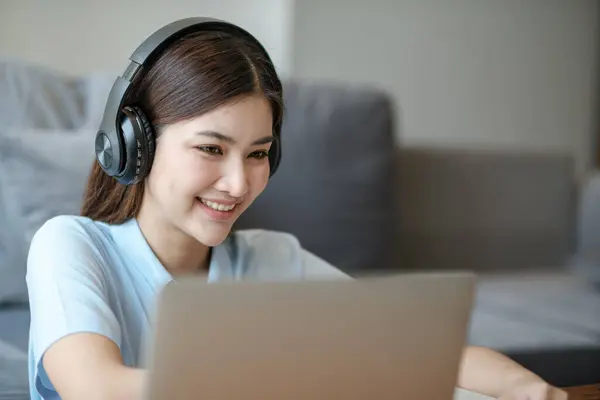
left=145, top=272, right=476, bottom=400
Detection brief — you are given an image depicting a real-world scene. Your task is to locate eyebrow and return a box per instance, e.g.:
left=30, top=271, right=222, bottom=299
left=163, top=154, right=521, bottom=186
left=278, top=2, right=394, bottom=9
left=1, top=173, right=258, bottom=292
left=195, top=131, right=274, bottom=145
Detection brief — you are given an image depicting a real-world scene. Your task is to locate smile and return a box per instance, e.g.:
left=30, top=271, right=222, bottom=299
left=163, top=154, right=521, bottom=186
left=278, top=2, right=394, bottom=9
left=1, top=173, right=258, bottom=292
left=199, top=198, right=236, bottom=212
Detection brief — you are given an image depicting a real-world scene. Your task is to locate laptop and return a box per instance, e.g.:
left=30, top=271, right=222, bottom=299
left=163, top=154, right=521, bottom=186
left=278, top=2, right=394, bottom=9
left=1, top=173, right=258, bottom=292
left=143, top=271, right=482, bottom=400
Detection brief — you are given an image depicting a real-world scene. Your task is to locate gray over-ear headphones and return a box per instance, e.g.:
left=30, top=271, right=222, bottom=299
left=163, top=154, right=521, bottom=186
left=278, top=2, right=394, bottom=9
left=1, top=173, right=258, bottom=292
left=95, top=17, right=282, bottom=185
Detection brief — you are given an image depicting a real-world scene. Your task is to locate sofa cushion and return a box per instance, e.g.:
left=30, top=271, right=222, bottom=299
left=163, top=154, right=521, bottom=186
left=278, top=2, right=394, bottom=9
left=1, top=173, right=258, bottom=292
left=235, top=80, right=399, bottom=274
left=0, top=56, right=84, bottom=130
left=468, top=272, right=600, bottom=351
left=0, top=58, right=89, bottom=304
left=0, top=128, right=95, bottom=304
left=76, top=71, right=118, bottom=129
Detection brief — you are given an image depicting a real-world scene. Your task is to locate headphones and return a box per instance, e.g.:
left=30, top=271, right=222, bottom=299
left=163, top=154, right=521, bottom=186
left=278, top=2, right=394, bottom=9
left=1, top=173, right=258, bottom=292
left=95, top=17, right=282, bottom=185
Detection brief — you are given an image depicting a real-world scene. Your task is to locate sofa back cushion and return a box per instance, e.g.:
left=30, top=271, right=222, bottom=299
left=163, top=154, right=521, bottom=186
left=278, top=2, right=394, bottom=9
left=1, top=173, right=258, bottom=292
left=397, top=146, right=576, bottom=272
left=0, top=128, right=95, bottom=304
left=0, top=56, right=84, bottom=130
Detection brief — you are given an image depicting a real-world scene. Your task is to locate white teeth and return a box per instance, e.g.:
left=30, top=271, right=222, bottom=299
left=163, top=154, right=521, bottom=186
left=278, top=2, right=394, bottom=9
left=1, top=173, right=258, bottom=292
left=201, top=199, right=235, bottom=212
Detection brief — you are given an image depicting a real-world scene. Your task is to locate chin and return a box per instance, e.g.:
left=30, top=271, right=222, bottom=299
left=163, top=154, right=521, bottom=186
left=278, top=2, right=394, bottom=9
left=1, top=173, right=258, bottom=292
left=186, top=221, right=234, bottom=247
left=197, top=231, right=232, bottom=247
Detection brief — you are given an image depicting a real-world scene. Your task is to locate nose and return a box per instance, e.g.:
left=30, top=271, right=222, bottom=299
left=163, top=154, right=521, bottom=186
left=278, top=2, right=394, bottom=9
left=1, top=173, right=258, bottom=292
left=215, top=157, right=249, bottom=198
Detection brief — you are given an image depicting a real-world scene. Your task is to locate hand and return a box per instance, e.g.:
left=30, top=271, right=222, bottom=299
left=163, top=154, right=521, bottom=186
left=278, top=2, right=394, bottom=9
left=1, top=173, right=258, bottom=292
left=498, top=380, right=568, bottom=400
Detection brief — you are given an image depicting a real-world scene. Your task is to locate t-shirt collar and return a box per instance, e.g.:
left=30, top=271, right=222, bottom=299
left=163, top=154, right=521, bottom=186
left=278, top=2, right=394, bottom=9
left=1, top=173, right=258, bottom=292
left=110, top=218, right=236, bottom=288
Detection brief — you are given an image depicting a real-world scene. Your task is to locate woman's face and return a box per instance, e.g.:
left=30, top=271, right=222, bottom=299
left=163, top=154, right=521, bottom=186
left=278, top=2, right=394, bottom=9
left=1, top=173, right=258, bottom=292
left=143, top=94, right=274, bottom=247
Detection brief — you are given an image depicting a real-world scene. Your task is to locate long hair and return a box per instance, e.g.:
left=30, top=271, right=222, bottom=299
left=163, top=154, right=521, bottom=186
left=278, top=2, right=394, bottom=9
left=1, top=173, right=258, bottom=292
left=80, top=28, right=283, bottom=224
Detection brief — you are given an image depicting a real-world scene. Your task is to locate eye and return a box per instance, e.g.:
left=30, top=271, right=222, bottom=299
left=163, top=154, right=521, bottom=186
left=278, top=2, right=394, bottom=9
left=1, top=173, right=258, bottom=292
left=249, top=150, right=269, bottom=159
left=198, top=146, right=222, bottom=155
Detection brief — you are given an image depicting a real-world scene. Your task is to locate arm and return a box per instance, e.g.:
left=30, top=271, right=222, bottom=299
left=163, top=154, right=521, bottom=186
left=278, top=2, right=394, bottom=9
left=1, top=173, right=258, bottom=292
left=458, top=345, right=566, bottom=399
left=26, top=216, right=146, bottom=400
left=43, top=333, right=146, bottom=400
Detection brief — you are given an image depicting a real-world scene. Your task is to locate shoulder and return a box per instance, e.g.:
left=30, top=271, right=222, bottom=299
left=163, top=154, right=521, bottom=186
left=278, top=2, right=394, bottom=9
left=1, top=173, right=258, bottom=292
left=233, top=229, right=302, bottom=251
left=28, top=214, right=110, bottom=263
left=30, top=214, right=108, bottom=247
left=232, top=229, right=312, bottom=266
left=26, top=215, right=111, bottom=284
left=231, top=229, right=351, bottom=281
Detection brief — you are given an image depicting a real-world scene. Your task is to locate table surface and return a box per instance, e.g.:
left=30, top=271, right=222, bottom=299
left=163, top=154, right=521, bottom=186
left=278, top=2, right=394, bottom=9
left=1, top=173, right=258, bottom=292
left=454, top=388, right=494, bottom=399
left=563, top=384, right=600, bottom=399
left=455, top=384, right=600, bottom=400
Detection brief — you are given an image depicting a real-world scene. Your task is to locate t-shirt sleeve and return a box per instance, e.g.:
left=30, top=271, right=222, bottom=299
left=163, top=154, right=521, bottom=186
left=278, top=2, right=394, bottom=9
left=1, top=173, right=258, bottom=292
left=26, top=216, right=121, bottom=395
left=300, top=248, right=353, bottom=281
left=234, top=229, right=353, bottom=282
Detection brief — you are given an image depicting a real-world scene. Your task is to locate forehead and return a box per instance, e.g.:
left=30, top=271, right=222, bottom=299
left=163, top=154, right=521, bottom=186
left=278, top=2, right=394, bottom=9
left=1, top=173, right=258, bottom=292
left=176, top=94, right=273, bottom=141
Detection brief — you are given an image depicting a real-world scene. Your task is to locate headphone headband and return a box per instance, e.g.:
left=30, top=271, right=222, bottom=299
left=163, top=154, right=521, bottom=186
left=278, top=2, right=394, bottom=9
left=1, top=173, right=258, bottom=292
left=96, top=17, right=278, bottom=182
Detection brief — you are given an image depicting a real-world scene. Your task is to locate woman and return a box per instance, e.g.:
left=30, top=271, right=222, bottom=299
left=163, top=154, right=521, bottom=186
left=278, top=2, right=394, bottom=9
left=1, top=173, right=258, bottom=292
left=26, top=19, right=565, bottom=400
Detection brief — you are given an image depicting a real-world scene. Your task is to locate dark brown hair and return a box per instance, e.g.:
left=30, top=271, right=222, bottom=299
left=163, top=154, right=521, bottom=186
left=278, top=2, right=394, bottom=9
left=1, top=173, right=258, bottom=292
left=81, top=28, right=283, bottom=224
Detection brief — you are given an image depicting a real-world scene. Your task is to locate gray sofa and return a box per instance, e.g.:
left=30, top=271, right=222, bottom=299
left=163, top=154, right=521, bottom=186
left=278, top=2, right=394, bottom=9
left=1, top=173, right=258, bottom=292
left=1, top=60, right=600, bottom=398
left=236, top=81, right=600, bottom=385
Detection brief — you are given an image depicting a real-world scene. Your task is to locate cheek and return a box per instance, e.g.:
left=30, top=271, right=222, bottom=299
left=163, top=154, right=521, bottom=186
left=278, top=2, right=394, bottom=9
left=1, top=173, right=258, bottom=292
left=178, top=152, right=233, bottom=196
left=149, top=147, right=197, bottom=197
left=147, top=159, right=175, bottom=201
left=249, top=163, right=271, bottom=195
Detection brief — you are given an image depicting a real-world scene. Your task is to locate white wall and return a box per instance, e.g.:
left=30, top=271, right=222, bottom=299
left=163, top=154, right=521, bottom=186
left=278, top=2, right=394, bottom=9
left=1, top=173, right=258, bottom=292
left=291, top=0, right=600, bottom=174
left=0, top=0, right=294, bottom=77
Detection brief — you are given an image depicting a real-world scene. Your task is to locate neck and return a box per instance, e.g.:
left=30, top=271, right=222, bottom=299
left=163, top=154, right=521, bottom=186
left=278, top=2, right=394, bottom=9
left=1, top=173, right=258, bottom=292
left=136, top=209, right=210, bottom=276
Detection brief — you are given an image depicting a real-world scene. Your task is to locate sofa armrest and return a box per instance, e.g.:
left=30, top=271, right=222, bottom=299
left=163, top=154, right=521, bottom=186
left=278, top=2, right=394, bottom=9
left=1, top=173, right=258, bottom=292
left=570, top=171, right=600, bottom=283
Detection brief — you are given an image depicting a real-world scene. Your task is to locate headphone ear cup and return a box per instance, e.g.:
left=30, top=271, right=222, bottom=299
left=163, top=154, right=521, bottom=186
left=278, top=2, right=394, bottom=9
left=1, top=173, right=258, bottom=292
left=131, top=106, right=156, bottom=170
left=118, top=106, right=155, bottom=185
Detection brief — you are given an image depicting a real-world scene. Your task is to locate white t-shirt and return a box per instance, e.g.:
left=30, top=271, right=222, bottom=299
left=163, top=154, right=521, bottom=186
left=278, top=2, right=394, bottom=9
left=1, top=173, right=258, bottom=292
left=26, top=215, right=348, bottom=399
